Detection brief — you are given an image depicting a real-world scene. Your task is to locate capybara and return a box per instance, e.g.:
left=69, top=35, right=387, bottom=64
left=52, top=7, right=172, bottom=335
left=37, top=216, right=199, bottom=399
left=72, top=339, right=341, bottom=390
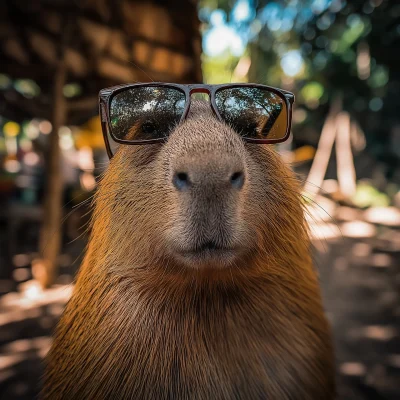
left=43, top=101, right=335, bottom=399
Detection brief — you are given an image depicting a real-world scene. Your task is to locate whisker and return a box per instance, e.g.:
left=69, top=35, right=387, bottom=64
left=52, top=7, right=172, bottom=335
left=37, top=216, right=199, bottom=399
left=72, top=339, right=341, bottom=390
left=67, top=225, right=90, bottom=245
left=126, top=59, right=155, bottom=82
left=283, top=175, right=331, bottom=197
left=301, top=194, right=344, bottom=240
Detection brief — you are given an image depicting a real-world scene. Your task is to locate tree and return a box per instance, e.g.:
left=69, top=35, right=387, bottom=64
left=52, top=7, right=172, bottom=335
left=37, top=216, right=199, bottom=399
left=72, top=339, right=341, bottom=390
left=0, top=0, right=202, bottom=287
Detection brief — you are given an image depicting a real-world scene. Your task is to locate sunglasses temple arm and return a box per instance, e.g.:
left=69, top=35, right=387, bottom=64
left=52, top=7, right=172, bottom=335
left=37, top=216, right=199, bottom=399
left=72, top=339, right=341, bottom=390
left=100, top=102, right=115, bottom=159
left=281, top=91, right=295, bottom=103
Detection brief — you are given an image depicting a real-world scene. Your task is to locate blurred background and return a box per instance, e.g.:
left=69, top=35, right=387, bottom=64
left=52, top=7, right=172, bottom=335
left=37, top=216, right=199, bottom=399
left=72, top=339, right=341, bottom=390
left=0, top=0, right=399, bottom=399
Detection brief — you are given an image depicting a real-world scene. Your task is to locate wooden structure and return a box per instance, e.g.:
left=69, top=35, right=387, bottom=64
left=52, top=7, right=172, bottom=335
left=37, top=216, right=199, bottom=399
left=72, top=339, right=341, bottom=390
left=0, top=0, right=202, bottom=124
left=0, top=0, right=202, bottom=287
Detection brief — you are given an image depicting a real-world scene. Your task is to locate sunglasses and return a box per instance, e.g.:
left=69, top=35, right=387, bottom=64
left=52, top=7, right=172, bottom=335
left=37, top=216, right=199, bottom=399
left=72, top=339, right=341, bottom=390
left=99, top=83, right=295, bottom=158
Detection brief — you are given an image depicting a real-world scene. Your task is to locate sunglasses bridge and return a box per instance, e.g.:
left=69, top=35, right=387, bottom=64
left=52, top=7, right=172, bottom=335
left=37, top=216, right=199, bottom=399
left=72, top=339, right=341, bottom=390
left=187, top=85, right=212, bottom=95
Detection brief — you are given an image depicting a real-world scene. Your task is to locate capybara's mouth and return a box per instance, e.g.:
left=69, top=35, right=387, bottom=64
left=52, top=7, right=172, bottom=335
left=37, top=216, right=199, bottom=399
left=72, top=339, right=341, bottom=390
left=194, top=241, right=227, bottom=252
left=178, top=241, right=239, bottom=266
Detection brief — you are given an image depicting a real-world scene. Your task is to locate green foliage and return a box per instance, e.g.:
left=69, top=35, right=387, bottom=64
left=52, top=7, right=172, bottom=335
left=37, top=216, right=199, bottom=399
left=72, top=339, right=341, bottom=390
left=300, top=82, right=324, bottom=104
left=352, top=182, right=390, bottom=208
left=202, top=51, right=241, bottom=84
left=199, top=0, right=400, bottom=178
left=200, top=0, right=234, bottom=16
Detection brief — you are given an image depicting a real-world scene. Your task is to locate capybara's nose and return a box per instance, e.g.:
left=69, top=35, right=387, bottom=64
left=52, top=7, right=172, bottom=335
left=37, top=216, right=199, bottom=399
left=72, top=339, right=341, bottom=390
left=172, top=156, right=245, bottom=193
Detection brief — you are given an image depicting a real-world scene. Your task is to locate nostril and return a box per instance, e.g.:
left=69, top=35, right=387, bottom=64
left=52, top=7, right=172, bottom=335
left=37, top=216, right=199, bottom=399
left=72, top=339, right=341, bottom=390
left=230, top=171, right=245, bottom=189
left=173, top=171, right=191, bottom=191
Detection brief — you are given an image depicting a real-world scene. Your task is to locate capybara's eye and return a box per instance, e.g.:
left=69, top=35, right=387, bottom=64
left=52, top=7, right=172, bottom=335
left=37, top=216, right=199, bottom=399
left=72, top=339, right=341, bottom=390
left=141, top=121, right=156, bottom=134
left=247, top=121, right=258, bottom=137
left=234, top=119, right=258, bottom=138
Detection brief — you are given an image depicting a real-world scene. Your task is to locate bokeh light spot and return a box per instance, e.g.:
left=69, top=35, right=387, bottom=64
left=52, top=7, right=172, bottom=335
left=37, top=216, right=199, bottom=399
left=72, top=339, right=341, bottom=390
left=280, top=50, right=304, bottom=77
left=369, top=97, right=383, bottom=111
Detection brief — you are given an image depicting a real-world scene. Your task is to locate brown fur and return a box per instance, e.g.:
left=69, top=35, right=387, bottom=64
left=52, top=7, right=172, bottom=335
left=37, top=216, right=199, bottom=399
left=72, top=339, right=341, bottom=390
left=42, top=102, right=335, bottom=399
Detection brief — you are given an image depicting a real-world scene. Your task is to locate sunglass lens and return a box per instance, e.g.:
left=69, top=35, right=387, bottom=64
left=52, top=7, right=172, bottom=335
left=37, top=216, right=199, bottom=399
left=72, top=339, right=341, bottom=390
left=215, top=87, right=288, bottom=141
left=109, top=86, right=186, bottom=142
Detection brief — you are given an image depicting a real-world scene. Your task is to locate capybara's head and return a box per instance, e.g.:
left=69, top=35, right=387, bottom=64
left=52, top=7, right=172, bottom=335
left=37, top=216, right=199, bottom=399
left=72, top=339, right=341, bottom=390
left=95, top=101, right=305, bottom=274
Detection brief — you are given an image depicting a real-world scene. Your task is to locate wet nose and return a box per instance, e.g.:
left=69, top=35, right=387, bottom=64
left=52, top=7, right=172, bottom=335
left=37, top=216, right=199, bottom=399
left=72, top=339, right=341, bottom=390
left=172, top=156, right=245, bottom=192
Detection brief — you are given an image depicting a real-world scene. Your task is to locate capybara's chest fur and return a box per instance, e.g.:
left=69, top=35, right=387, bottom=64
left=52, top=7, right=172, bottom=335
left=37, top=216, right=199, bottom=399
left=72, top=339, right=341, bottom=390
left=43, top=270, right=334, bottom=399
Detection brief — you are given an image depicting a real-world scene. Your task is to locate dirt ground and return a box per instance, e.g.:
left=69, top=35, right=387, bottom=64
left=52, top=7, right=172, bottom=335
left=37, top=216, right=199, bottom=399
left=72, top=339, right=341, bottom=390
left=0, top=201, right=399, bottom=400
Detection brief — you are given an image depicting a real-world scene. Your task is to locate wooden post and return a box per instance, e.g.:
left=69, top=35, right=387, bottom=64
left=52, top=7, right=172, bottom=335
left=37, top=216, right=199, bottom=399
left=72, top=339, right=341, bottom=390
left=336, top=111, right=357, bottom=198
left=33, top=30, right=69, bottom=289
left=304, top=95, right=342, bottom=198
left=34, top=61, right=66, bottom=288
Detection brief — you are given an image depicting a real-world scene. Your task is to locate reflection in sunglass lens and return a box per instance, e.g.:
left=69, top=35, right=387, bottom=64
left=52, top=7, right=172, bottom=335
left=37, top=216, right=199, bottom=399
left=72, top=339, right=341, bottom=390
left=215, top=87, right=288, bottom=141
left=109, top=86, right=186, bottom=142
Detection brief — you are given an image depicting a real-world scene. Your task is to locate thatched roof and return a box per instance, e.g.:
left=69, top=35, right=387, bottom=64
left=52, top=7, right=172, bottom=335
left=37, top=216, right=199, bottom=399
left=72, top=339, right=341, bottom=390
left=0, top=0, right=202, bottom=124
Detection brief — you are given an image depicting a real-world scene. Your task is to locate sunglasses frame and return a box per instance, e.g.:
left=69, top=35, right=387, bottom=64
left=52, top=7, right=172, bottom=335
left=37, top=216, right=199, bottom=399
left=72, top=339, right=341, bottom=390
left=99, top=83, right=295, bottom=158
